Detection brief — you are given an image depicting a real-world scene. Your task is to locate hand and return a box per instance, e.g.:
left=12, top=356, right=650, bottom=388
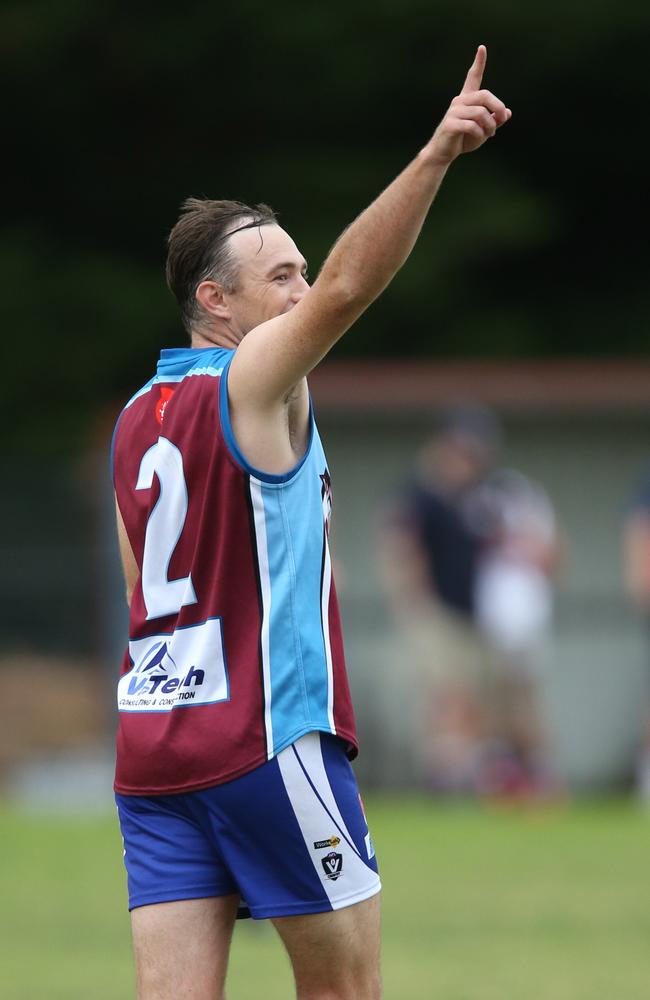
left=421, top=45, right=512, bottom=166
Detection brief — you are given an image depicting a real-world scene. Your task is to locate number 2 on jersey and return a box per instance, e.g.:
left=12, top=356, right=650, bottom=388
left=136, top=436, right=197, bottom=620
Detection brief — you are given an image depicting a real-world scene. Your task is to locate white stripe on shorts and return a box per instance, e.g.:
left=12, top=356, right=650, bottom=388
left=276, top=733, right=381, bottom=911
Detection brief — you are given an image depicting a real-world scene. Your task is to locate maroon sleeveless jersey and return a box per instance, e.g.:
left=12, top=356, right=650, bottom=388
left=111, top=346, right=357, bottom=795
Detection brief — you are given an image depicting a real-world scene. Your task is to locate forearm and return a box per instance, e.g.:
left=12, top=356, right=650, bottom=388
left=316, top=151, right=450, bottom=311
left=315, top=44, right=510, bottom=315
left=229, top=45, right=510, bottom=405
left=309, top=47, right=509, bottom=324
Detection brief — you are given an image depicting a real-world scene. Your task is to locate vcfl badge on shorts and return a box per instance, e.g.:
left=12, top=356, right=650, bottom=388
left=321, top=851, right=343, bottom=881
left=118, top=618, right=229, bottom=712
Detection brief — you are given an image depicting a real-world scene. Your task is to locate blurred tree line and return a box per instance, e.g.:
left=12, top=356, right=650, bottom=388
left=4, top=0, right=649, bottom=457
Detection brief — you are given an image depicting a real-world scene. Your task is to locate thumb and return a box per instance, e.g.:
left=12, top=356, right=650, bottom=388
left=461, top=44, right=487, bottom=93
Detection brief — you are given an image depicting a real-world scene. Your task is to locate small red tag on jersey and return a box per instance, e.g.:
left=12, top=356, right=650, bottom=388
left=155, top=387, right=176, bottom=425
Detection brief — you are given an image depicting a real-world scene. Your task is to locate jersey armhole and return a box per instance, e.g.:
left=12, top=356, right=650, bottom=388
left=218, top=353, right=315, bottom=485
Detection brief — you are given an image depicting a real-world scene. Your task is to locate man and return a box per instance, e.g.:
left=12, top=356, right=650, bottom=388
left=379, top=408, right=560, bottom=797
left=377, top=406, right=503, bottom=791
left=112, top=45, right=510, bottom=1000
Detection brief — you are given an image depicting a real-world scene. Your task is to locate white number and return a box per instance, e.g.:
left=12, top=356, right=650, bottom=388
left=136, top=437, right=197, bottom=620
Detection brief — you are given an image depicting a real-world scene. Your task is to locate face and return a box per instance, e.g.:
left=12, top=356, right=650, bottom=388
left=223, top=224, right=310, bottom=336
left=421, top=432, right=491, bottom=492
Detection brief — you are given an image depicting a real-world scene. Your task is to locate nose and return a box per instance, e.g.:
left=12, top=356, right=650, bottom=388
left=291, top=274, right=310, bottom=301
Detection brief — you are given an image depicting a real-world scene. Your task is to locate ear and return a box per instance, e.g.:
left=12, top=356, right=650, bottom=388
left=195, top=279, right=231, bottom=321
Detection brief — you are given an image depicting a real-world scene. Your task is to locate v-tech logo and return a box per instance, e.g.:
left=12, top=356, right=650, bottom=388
left=139, top=640, right=174, bottom=674
left=125, top=639, right=202, bottom=699
left=118, top=619, right=229, bottom=714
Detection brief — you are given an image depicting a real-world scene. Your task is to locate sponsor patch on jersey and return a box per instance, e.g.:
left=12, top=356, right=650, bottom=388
left=365, top=831, right=375, bottom=860
left=313, top=836, right=341, bottom=850
left=118, top=618, right=229, bottom=713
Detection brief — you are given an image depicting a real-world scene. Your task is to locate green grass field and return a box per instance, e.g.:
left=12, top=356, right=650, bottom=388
left=2, top=796, right=649, bottom=999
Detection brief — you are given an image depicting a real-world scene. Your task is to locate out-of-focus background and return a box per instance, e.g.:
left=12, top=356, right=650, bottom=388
left=3, top=2, right=650, bottom=997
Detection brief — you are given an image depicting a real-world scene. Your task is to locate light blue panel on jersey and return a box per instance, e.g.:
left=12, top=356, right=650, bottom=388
left=217, top=355, right=337, bottom=755
left=288, top=431, right=335, bottom=729
left=255, top=431, right=334, bottom=755
left=257, top=482, right=311, bottom=744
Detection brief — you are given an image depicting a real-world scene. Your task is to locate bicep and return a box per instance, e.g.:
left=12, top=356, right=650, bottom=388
left=228, top=283, right=358, bottom=409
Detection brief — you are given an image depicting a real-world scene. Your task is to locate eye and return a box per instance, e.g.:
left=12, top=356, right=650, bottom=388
left=274, top=273, right=288, bottom=283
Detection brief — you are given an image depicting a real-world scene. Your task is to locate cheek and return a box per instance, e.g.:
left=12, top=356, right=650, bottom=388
left=269, top=285, right=290, bottom=308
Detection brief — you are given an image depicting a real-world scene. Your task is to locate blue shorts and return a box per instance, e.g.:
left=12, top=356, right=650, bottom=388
left=115, top=732, right=380, bottom=919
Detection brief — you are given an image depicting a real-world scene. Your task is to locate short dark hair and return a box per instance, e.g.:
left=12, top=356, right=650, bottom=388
left=166, top=198, right=277, bottom=334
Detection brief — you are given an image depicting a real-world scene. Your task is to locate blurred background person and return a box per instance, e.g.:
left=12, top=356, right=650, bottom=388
left=378, top=404, right=499, bottom=794
left=472, top=465, right=562, bottom=796
left=377, top=404, right=561, bottom=798
left=621, top=464, right=650, bottom=801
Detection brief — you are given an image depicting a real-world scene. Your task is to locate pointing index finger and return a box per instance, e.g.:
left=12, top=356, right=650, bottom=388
left=461, top=44, right=487, bottom=94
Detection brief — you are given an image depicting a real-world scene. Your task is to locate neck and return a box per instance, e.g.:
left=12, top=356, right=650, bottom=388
left=191, top=323, right=242, bottom=351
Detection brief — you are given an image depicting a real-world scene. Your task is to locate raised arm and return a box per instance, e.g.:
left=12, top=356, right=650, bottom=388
left=228, top=45, right=511, bottom=408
